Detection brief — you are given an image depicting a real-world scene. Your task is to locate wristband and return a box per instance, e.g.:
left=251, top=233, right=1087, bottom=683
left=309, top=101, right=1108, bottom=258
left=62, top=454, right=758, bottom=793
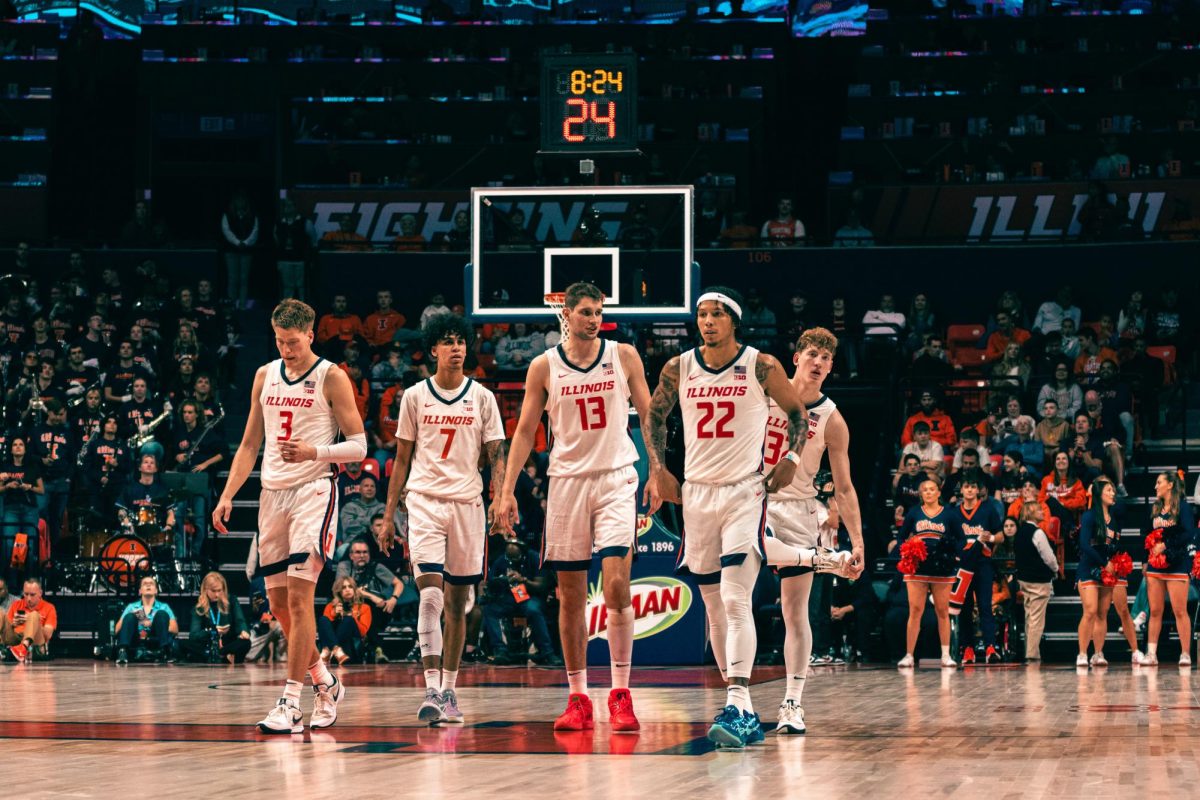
left=782, top=451, right=800, bottom=466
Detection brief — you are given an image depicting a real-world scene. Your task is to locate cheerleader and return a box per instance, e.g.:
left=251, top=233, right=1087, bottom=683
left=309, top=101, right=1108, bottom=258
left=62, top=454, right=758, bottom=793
left=895, top=477, right=964, bottom=668
left=1143, top=471, right=1197, bottom=666
left=1076, top=478, right=1139, bottom=667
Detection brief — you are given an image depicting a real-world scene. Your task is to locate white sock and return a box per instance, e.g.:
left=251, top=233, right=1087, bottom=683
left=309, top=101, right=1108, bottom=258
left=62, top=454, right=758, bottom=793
left=699, top=582, right=728, bottom=681
left=441, top=670, right=458, bottom=692
left=308, top=658, right=333, bottom=688
left=283, top=679, right=303, bottom=703
left=567, top=669, right=588, bottom=695
left=727, top=684, right=752, bottom=713
left=417, top=586, right=444, bottom=660
left=607, top=606, right=634, bottom=690
left=424, top=668, right=441, bottom=690
left=941, top=645, right=951, bottom=660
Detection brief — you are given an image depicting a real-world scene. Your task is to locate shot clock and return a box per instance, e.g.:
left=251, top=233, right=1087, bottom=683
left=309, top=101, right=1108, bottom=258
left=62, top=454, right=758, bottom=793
left=540, top=53, right=638, bottom=154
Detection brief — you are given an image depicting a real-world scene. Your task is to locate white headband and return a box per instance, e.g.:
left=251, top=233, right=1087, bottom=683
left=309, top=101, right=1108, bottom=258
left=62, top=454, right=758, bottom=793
left=697, top=292, right=743, bottom=319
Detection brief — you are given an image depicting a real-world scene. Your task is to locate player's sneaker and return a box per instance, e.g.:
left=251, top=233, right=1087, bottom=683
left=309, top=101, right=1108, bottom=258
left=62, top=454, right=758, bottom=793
left=1132, top=650, right=1147, bottom=665
left=812, top=548, right=854, bottom=577
left=441, top=689, right=464, bottom=724
left=607, top=688, right=640, bottom=732
left=1090, top=652, right=1108, bottom=668
left=741, top=711, right=765, bottom=745
left=418, top=688, right=447, bottom=724
left=985, top=646, right=1002, bottom=664
left=940, top=655, right=957, bottom=668
left=707, top=705, right=748, bottom=748
left=896, top=654, right=915, bottom=668
left=310, top=676, right=344, bottom=729
left=1180, top=653, right=1192, bottom=668
left=1075, top=654, right=1089, bottom=667
left=256, top=698, right=303, bottom=734
left=1141, top=652, right=1159, bottom=666
left=960, top=647, right=976, bottom=665
left=775, top=700, right=806, bottom=735
left=553, top=693, right=595, bottom=731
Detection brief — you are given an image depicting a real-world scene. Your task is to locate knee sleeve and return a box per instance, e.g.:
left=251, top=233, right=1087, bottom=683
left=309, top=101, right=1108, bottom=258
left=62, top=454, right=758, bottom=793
left=699, top=582, right=728, bottom=678
left=721, top=553, right=761, bottom=680
left=417, top=587, right=444, bottom=659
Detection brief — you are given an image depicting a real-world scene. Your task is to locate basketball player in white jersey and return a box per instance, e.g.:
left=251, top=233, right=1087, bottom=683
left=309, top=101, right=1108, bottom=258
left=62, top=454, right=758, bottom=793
left=213, top=300, right=366, bottom=734
left=760, top=327, right=864, bottom=735
left=492, top=281, right=661, bottom=732
left=377, top=313, right=507, bottom=725
left=645, top=287, right=809, bottom=748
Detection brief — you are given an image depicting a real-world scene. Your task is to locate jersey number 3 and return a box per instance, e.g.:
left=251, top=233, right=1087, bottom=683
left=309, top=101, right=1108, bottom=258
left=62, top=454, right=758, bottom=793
left=277, top=410, right=293, bottom=441
left=696, top=401, right=735, bottom=439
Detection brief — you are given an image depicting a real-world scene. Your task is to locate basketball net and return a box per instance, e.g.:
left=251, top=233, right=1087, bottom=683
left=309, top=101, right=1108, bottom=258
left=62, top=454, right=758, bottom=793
left=544, top=292, right=569, bottom=342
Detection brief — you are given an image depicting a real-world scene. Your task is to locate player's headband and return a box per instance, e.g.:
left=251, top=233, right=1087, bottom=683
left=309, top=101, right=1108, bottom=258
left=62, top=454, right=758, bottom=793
left=696, top=292, right=742, bottom=319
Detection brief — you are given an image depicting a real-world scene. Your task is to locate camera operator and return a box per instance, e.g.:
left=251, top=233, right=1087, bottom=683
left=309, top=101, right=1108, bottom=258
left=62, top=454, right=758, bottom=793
left=185, top=571, right=250, bottom=664
left=317, top=576, right=371, bottom=665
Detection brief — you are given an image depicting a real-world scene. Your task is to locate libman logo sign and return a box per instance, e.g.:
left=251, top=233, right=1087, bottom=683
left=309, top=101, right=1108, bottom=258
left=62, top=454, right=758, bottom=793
left=586, top=577, right=692, bottom=642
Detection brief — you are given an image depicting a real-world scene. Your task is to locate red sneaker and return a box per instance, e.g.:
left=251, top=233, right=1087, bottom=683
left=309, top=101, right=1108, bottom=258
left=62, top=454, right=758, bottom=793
left=960, top=647, right=976, bottom=665
left=985, top=646, right=1001, bottom=664
left=607, top=688, right=640, bottom=732
left=9, top=644, right=29, bottom=662
left=554, top=693, right=595, bottom=731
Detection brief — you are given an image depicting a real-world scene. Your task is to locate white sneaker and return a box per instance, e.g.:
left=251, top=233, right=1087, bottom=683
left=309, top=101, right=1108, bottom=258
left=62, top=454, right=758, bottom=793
left=257, top=698, right=303, bottom=734
left=1075, top=654, right=1089, bottom=668
left=310, top=676, right=344, bottom=729
left=1180, top=653, right=1192, bottom=668
left=775, top=700, right=806, bottom=735
left=897, top=654, right=915, bottom=668
left=812, top=548, right=854, bottom=578
left=1142, top=652, right=1159, bottom=666
left=1132, top=650, right=1146, bottom=665
left=1090, top=652, right=1107, bottom=667
left=940, top=655, right=958, bottom=668
left=417, top=687, right=447, bottom=723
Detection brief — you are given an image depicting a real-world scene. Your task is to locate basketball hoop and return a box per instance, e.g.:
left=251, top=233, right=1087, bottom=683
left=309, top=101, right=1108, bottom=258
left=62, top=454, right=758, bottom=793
left=544, top=292, right=569, bottom=342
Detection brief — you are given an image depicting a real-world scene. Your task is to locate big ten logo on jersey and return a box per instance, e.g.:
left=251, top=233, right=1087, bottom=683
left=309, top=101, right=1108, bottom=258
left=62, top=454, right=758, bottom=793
left=733, top=365, right=747, bottom=381
left=303, top=379, right=316, bottom=395
left=586, top=577, right=692, bottom=641
left=807, top=410, right=821, bottom=439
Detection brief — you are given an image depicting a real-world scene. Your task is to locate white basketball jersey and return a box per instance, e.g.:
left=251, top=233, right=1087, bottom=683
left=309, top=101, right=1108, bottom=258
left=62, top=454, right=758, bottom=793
left=397, top=378, right=504, bottom=503
left=544, top=339, right=638, bottom=478
left=679, top=345, right=768, bottom=485
left=765, top=394, right=836, bottom=502
left=260, top=358, right=340, bottom=491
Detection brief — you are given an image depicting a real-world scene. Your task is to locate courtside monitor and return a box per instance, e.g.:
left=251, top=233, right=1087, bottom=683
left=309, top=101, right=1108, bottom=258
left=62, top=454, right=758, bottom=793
left=467, top=185, right=695, bottom=322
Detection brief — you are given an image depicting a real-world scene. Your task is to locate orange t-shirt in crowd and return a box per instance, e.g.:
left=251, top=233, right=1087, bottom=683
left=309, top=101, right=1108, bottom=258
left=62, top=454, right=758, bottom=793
left=377, top=384, right=403, bottom=441
left=338, top=364, right=370, bottom=420
left=985, top=328, right=1031, bottom=362
left=323, top=602, right=372, bottom=638
left=316, top=313, right=364, bottom=345
left=393, top=235, right=426, bottom=252
left=321, top=231, right=371, bottom=252
left=1075, top=348, right=1119, bottom=381
left=363, top=309, right=406, bottom=347
left=7, top=598, right=58, bottom=636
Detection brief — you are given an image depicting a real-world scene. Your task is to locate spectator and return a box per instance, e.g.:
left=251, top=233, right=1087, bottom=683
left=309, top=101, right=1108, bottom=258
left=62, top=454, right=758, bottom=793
left=0, top=579, right=12, bottom=616
left=220, top=191, right=258, bottom=311
left=245, top=587, right=287, bottom=663
left=984, top=310, right=1031, bottom=363
left=315, top=294, right=363, bottom=352
left=60, top=343, right=99, bottom=397
left=363, top=290, right=406, bottom=353
left=1066, top=413, right=1107, bottom=487
left=952, top=427, right=991, bottom=473
left=1091, top=135, right=1130, bottom=180
left=168, top=399, right=224, bottom=557
left=694, top=190, right=725, bottom=248
left=829, top=568, right=878, bottom=662
left=494, top=323, right=544, bottom=374
left=1073, top=328, right=1118, bottom=385
left=1117, top=290, right=1148, bottom=341
left=1034, top=398, right=1070, bottom=463
left=945, top=448, right=995, bottom=505
left=336, top=460, right=373, bottom=507
left=114, top=575, right=178, bottom=664
left=483, top=540, right=560, bottom=665
left=73, top=313, right=109, bottom=368
left=900, top=421, right=945, bottom=481
left=991, top=341, right=1031, bottom=395
left=1031, top=332, right=1065, bottom=382
left=1090, top=364, right=1135, bottom=455
left=1014, top=506, right=1056, bottom=661
left=900, top=390, right=957, bottom=449
left=339, top=475, right=385, bottom=555
left=1096, top=314, right=1119, bottom=351
left=186, top=572, right=250, bottom=664
left=1039, top=450, right=1088, bottom=532
left=1032, top=286, right=1081, bottom=337
left=902, top=293, right=936, bottom=355
left=335, top=538, right=413, bottom=663
left=0, top=578, right=56, bottom=661
left=79, top=413, right=130, bottom=510
left=118, top=377, right=166, bottom=451
left=778, top=295, right=810, bottom=352
left=833, top=209, right=873, bottom=247
left=117, top=454, right=178, bottom=538
left=104, top=339, right=152, bottom=405
left=1006, top=477, right=1052, bottom=528
left=419, top=294, right=451, bottom=330
left=31, top=399, right=73, bottom=544
left=1036, top=362, right=1083, bottom=422
left=997, top=418, right=1044, bottom=481
left=892, top=453, right=924, bottom=517
left=318, top=575, right=372, bottom=665
left=1148, top=286, right=1185, bottom=353
left=1077, top=405, right=1126, bottom=494
left=994, top=451, right=1032, bottom=506
left=1121, top=336, right=1163, bottom=438
left=740, top=290, right=777, bottom=351
left=392, top=214, right=426, bottom=251
left=340, top=359, right=370, bottom=422
left=861, top=293, right=905, bottom=345
left=321, top=213, right=370, bottom=252
left=0, top=435, right=43, bottom=586
left=819, top=296, right=859, bottom=378
left=910, top=335, right=956, bottom=380
left=120, top=200, right=168, bottom=248
left=273, top=198, right=311, bottom=302
left=1058, top=317, right=1081, bottom=360
left=760, top=196, right=805, bottom=246
left=718, top=210, right=758, bottom=248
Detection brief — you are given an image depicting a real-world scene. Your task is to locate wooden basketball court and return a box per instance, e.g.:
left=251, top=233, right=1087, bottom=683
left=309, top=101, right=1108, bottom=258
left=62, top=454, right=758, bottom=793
left=3, top=660, right=1196, bottom=797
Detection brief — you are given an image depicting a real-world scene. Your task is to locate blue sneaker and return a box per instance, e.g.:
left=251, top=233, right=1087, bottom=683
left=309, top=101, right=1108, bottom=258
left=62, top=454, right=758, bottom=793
left=740, top=710, right=765, bottom=744
left=707, top=705, right=747, bottom=748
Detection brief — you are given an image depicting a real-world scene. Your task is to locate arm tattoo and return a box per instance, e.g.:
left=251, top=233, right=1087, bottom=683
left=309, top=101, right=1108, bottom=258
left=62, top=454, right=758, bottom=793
left=787, top=408, right=807, bottom=454
left=646, top=357, right=681, bottom=469
left=484, top=439, right=507, bottom=498
left=754, top=354, right=774, bottom=385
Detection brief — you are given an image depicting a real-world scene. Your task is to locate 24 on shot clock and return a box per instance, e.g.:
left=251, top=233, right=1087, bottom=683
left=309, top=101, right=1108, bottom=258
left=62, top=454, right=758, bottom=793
left=540, top=53, right=638, bottom=154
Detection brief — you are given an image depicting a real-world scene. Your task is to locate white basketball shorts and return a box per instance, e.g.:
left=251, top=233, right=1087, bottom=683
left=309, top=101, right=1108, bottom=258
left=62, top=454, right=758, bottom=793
left=407, top=490, right=488, bottom=585
left=252, top=474, right=337, bottom=588
left=679, top=474, right=768, bottom=583
left=543, top=465, right=638, bottom=570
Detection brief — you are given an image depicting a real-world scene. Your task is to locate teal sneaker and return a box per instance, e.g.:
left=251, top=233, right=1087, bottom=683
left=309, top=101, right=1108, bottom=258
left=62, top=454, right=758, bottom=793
left=707, top=705, right=747, bottom=748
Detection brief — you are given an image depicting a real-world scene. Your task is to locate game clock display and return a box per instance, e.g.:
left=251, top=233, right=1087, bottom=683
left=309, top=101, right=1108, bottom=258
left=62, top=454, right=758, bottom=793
left=540, top=53, right=638, bottom=154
